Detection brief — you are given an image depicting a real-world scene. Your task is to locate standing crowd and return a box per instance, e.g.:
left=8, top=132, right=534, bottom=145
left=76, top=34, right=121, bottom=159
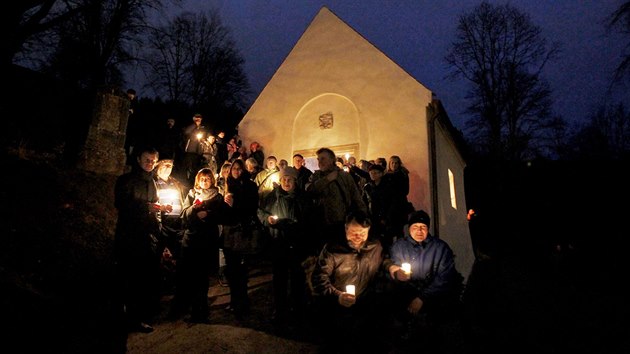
left=114, top=112, right=467, bottom=353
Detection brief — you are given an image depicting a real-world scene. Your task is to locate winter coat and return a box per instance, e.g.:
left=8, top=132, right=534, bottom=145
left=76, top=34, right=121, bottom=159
left=114, top=166, right=162, bottom=261
left=181, top=186, right=227, bottom=250
left=384, top=234, right=463, bottom=306
left=306, top=167, right=367, bottom=226
left=258, top=185, right=312, bottom=250
left=311, top=237, right=384, bottom=300
left=221, top=175, right=259, bottom=250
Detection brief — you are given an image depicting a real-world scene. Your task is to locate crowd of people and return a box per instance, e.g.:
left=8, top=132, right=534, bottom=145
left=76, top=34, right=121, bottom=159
left=114, top=111, right=467, bottom=353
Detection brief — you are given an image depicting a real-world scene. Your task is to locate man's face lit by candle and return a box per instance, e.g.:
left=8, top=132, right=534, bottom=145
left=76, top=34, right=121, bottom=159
left=409, top=222, right=429, bottom=242
left=138, top=152, right=158, bottom=172
left=345, top=221, right=369, bottom=250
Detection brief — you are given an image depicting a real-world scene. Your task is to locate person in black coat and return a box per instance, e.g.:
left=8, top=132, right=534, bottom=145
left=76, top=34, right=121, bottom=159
left=310, top=212, right=388, bottom=353
left=171, top=168, right=228, bottom=323
left=220, top=159, right=259, bottom=317
left=114, top=147, right=167, bottom=333
left=258, top=167, right=313, bottom=325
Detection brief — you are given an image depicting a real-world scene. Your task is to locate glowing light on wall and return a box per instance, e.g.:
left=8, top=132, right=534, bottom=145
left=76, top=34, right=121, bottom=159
left=448, top=169, right=457, bottom=209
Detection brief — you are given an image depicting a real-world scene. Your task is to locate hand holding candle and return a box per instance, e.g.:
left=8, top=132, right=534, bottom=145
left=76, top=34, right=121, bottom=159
left=339, top=284, right=356, bottom=307
left=345, top=284, right=355, bottom=295
left=401, top=262, right=411, bottom=274
left=396, top=263, right=412, bottom=281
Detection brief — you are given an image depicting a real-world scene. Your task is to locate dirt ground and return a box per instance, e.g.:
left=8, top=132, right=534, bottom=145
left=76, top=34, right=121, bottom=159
left=124, top=260, right=462, bottom=354
left=126, top=263, right=321, bottom=354
left=121, top=246, right=630, bottom=354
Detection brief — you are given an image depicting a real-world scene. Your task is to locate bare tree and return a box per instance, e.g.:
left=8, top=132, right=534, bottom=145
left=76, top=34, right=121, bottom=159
left=143, top=15, right=193, bottom=103
left=567, top=103, right=630, bottom=160
left=608, top=1, right=630, bottom=84
left=445, top=2, right=561, bottom=161
left=143, top=10, right=250, bottom=124
left=1, top=1, right=87, bottom=70
left=37, top=0, right=166, bottom=93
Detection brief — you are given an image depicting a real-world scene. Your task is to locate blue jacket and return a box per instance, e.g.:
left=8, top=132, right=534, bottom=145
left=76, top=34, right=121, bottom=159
left=385, top=234, right=462, bottom=304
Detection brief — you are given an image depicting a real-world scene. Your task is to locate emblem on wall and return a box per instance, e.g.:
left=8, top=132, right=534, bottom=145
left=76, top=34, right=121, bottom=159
left=319, top=112, right=333, bottom=129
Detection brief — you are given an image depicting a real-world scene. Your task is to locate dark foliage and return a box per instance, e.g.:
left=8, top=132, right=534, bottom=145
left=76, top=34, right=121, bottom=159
left=1, top=149, right=124, bottom=353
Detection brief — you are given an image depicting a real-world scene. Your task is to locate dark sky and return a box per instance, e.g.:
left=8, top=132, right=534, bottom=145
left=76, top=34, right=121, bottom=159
left=159, top=0, right=628, bottom=130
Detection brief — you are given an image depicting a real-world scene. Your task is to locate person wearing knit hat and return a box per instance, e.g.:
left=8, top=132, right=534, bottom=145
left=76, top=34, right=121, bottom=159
left=407, top=209, right=430, bottom=229
left=383, top=208, right=464, bottom=350
left=258, top=165, right=311, bottom=326
left=279, top=166, right=298, bottom=180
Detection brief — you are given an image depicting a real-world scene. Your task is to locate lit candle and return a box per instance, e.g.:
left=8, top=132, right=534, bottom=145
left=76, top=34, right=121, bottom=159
left=158, top=189, right=178, bottom=207
left=401, top=263, right=411, bottom=274
left=345, top=284, right=355, bottom=295
left=271, top=215, right=279, bottom=220
left=271, top=172, right=280, bottom=185
left=196, top=132, right=203, bottom=140
left=344, top=153, right=350, bottom=161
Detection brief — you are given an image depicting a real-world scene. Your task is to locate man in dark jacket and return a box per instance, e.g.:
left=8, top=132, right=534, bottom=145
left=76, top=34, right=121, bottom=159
left=181, top=113, right=208, bottom=186
left=306, top=147, right=367, bottom=253
left=310, top=212, right=388, bottom=353
left=292, top=153, right=312, bottom=192
left=114, top=147, right=169, bottom=333
left=214, top=131, right=229, bottom=174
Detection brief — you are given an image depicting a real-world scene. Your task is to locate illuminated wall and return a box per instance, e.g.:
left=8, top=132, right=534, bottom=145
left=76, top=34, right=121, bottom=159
left=239, top=7, right=433, bottom=210
left=238, top=7, right=474, bottom=279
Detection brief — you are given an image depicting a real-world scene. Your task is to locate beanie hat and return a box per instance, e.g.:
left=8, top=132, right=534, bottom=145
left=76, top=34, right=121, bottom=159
left=408, top=210, right=430, bottom=228
left=279, top=166, right=298, bottom=180
left=368, top=164, right=385, bottom=172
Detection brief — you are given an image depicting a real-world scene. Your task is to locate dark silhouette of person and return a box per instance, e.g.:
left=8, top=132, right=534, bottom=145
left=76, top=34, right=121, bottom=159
left=181, top=113, right=208, bottom=186
left=155, top=117, right=181, bottom=161
left=114, top=146, right=169, bottom=333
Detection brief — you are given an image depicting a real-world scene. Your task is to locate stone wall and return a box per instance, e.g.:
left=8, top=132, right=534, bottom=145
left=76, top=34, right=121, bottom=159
left=77, top=92, right=129, bottom=175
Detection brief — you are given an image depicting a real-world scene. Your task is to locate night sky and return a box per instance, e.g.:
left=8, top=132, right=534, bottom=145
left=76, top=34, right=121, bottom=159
left=155, top=0, right=628, bottom=131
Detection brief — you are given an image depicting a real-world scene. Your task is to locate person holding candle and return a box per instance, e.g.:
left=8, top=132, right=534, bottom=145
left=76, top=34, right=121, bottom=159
left=310, top=211, right=388, bottom=353
left=220, top=159, right=259, bottom=318
left=384, top=209, right=465, bottom=351
left=114, top=146, right=166, bottom=333
left=170, top=168, right=228, bottom=323
left=181, top=113, right=208, bottom=187
left=154, top=159, right=187, bottom=293
left=258, top=166, right=313, bottom=327
left=200, top=134, right=219, bottom=175
left=254, top=155, right=281, bottom=200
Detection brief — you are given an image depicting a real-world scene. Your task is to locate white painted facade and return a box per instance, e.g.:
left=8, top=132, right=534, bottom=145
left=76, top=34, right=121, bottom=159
left=238, top=7, right=474, bottom=280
